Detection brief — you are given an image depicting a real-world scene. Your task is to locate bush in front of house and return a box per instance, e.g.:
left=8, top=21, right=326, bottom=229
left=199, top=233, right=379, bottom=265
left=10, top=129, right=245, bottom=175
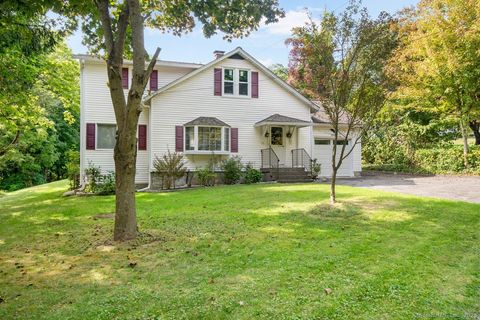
left=65, top=150, right=80, bottom=190
left=220, top=156, right=243, bottom=184
left=196, top=166, right=216, bottom=186
left=153, top=151, right=187, bottom=189
left=244, top=164, right=262, bottom=184
left=84, top=163, right=116, bottom=195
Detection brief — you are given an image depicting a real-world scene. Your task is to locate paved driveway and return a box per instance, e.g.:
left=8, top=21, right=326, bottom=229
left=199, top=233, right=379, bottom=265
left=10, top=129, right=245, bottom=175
left=333, top=174, right=480, bottom=204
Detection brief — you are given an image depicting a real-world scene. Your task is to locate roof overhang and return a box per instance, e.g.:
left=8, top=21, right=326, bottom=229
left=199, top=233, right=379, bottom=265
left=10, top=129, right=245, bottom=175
left=254, top=114, right=313, bottom=128
left=72, top=54, right=203, bottom=69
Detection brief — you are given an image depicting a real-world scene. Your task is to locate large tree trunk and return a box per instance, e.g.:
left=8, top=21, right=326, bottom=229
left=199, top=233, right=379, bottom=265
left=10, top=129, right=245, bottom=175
left=459, top=119, right=469, bottom=168
left=113, top=118, right=139, bottom=241
left=469, top=120, right=480, bottom=145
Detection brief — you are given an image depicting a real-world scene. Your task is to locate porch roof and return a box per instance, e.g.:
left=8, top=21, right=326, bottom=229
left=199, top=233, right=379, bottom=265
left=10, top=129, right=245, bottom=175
left=184, top=117, right=230, bottom=127
left=254, top=114, right=312, bottom=128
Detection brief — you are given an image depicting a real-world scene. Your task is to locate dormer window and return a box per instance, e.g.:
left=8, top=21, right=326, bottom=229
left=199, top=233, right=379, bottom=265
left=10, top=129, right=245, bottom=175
left=222, top=68, right=250, bottom=97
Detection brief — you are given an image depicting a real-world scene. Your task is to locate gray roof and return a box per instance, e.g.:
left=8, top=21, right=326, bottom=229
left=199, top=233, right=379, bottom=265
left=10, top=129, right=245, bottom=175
left=255, top=114, right=311, bottom=126
left=311, top=109, right=349, bottom=124
left=184, top=117, right=230, bottom=127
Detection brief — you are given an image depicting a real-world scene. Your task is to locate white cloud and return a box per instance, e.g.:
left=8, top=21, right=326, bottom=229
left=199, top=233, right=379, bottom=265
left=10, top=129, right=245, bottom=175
left=262, top=8, right=320, bottom=36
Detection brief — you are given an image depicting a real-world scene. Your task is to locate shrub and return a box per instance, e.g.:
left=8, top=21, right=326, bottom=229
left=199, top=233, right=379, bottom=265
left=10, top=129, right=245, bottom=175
left=84, top=164, right=116, bottom=195
left=65, top=150, right=80, bottom=190
left=220, top=156, right=243, bottom=184
left=311, top=159, right=321, bottom=179
left=196, top=166, right=216, bottom=186
left=364, top=145, right=480, bottom=175
left=96, top=171, right=116, bottom=195
left=244, top=164, right=262, bottom=184
left=153, top=151, right=187, bottom=189
left=84, top=163, right=102, bottom=193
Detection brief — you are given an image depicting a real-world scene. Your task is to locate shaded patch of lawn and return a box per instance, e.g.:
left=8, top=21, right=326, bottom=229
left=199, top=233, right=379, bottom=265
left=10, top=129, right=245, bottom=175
left=0, top=181, right=479, bottom=319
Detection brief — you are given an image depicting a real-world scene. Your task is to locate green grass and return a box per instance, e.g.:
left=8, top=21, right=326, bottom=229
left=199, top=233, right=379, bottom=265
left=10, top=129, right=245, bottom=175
left=0, top=181, right=479, bottom=319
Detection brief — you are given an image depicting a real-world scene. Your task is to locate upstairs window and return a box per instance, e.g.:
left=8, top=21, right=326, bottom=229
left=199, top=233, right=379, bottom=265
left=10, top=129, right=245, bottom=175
left=223, top=69, right=234, bottom=95
left=239, top=70, right=249, bottom=96
left=222, top=68, right=250, bottom=97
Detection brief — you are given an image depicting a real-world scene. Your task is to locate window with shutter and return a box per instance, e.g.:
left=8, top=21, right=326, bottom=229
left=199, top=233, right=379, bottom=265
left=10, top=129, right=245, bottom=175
left=138, top=125, right=147, bottom=150
left=122, top=67, right=129, bottom=89
left=150, top=70, right=158, bottom=91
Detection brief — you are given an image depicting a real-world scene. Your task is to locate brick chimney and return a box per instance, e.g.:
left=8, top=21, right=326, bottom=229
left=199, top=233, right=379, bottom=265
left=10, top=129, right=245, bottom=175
left=213, top=50, right=225, bottom=59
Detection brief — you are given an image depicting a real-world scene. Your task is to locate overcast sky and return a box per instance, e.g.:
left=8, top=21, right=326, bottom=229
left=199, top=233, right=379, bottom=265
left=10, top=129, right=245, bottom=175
left=67, top=0, right=417, bottom=66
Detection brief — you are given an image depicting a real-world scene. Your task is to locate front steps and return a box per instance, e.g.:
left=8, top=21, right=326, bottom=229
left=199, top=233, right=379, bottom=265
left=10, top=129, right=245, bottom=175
left=262, top=167, right=313, bottom=183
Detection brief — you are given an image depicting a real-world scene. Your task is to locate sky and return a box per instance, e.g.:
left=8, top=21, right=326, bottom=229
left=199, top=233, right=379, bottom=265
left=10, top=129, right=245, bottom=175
left=67, top=0, right=418, bottom=66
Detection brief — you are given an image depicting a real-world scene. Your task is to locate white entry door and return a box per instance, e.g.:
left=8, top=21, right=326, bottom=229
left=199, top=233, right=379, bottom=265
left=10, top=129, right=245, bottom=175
left=270, top=126, right=286, bottom=166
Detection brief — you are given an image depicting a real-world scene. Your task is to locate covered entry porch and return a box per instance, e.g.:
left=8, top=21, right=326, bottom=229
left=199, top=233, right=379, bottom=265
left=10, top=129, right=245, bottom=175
left=254, top=114, right=314, bottom=182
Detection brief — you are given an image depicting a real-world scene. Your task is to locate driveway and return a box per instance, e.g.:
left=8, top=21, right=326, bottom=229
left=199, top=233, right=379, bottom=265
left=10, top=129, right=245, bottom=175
left=333, top=174, right=480, bottom=204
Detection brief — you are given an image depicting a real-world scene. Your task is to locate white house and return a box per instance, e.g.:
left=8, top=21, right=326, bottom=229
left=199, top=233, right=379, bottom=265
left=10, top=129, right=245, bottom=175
left=76, top=47, right=361, bottom=188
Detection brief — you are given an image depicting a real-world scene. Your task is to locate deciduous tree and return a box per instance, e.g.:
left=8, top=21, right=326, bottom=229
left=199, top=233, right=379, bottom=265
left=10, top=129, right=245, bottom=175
left=287, top=2, right=398, bottom=204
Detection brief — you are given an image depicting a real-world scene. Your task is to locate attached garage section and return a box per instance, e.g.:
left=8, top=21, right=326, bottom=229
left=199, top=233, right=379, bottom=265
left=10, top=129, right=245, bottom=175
left=311, top=126, right=361, bottom=178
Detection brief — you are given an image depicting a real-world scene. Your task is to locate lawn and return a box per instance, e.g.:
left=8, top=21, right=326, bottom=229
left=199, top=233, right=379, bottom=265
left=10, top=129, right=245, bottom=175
left=0, top=181, right=479, bottom=319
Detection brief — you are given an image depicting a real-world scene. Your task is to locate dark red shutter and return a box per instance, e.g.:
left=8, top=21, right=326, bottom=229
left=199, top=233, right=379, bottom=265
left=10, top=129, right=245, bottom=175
left=150, top=70, right=158, bottom=91
left=86, top=123, right=95, bottom=150
left=138, top=125, right=147, bottom=150
left=175, top=126, right=184, bottom=152
left=122, top=67, right=129, bottom=89
left=231, top=128, right=238, bottom=153
left=251, top=71, right=259, bottom=98
left=214, top=68, right=222, bottom=96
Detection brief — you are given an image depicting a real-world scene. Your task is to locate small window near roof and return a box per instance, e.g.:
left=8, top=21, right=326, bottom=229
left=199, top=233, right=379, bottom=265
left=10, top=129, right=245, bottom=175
left=239, top=70, right=249, bottom=96
left=336, top=140, right=349, bottom=145
left=224, top=69, right=234, bottom=94
left=97, top=124, right=116, bottom=149
left=315, top=139, right=330, bottom=145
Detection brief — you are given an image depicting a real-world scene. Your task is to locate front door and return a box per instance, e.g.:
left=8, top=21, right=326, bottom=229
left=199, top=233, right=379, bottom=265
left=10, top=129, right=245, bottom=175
left=270, top=126, right=286, bottom=165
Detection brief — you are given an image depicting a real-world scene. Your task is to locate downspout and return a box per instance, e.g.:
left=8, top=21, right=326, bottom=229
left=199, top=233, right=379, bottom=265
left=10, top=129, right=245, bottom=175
left=79, top=59, right=86, bottom=188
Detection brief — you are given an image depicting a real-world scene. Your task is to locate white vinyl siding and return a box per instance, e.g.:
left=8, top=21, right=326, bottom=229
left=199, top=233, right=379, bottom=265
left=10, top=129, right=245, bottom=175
left=80, top=62, right=196, bottom=185
left=151, top=57, right=312, bottom=170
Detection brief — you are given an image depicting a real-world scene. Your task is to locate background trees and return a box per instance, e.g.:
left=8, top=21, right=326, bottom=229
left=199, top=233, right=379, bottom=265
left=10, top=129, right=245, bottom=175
left=0, top=2, right=79, bottom=190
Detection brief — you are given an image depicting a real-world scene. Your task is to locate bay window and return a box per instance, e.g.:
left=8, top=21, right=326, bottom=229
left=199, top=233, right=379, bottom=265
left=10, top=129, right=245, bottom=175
left=184, top=126, right=230, bottom=153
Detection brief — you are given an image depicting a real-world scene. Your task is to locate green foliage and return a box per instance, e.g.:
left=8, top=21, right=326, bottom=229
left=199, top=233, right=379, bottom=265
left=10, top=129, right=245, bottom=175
left=243, top=164, right=262, bottom=184
left=0, top=43, right=79, bottom=191
left=196, top=167, right=216, bottom=187
left=269, top=63, right=288, bottom=81
left=220, top=156, right=243, bottom=184
left=65, top=150, right=80, bottom=190
left=311, top=159, right=322, bottom=178
left=96, top=172, right=116, bottom=195
left=153, top=151, right=187, bottom=190
left=365, top=145, right=480, bottom=175
left=84, top=164, right=116, bottom=195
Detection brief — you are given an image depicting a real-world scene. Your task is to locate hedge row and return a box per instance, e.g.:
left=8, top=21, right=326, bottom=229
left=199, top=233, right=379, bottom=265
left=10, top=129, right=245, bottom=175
left=364, top=145, right=480, bottom=175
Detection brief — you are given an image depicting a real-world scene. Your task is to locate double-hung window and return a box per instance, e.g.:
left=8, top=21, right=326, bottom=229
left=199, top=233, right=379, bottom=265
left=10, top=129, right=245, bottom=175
left=97, top=124, right=116, bottom=149
left=239, top=70, right=248, bottom=96
left=223, top=69, right=234, bottom=95
left=223, top=68, right=250, bottom=97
